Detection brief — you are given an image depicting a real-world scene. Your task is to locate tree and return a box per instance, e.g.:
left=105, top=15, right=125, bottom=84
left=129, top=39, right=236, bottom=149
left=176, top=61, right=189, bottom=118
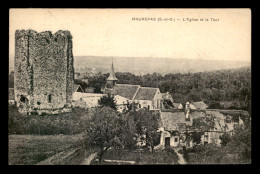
left=226, top=123, right=251, bottom=163
left=74, top=79, right=88, bottom=90
left=130, top=109, right=160, bottom=153
left=98, top=94, right=117, bottom=110
left=192, top=116, right=215, bottom=132
left=118, top=113, right=138, bottom=150
left=84, top=107, right=122, bottom=164
left=219, top=133, right=231, bottom=146
left=191, top=132, right=203, bottom=145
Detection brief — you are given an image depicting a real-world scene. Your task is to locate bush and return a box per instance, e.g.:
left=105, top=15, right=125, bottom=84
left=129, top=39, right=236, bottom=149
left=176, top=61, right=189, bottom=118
left=219, top=133, right=231, bottom=146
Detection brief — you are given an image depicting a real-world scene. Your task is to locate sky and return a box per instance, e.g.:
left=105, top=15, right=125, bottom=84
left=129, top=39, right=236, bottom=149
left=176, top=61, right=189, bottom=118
left=9, top=8, right=251, bottom=63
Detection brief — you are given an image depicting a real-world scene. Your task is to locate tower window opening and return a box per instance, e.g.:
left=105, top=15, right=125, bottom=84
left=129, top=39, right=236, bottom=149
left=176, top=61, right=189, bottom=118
left=48, top=94, right=52, bottom=103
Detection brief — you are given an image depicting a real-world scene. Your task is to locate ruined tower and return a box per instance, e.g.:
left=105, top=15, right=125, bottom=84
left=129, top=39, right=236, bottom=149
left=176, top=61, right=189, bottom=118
left=14, top=30, right=74, bottom=115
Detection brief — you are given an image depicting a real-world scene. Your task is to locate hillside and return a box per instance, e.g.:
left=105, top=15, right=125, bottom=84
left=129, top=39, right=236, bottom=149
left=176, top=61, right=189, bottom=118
left=9, top=55, right=250, bottom=75
left=73, top=56, right=250, bottom=75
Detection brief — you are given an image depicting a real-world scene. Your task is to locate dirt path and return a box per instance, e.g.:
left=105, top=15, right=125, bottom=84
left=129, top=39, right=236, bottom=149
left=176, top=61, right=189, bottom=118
left=80, top=152, right=98, bottom=165
left=173, top=148, right=187, bottom=165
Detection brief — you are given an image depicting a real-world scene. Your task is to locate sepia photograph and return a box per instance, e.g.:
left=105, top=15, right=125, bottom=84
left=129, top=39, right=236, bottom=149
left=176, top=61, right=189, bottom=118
left=8, top=8, right=251, bottom=165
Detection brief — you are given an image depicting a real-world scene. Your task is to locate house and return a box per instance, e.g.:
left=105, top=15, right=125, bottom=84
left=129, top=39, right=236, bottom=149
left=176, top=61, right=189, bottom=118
left=85, top=87, right=95, bottom=93
left=72, top=92, right=106, bottom=108
left=191, top=101, right=208, bottom=110
left=157, top=110, right=191, bottom=148
left=172, top=103, right=183, bottom=109
left=161, top=92, right=173, bottom=102
left=134, top=87, right=162, bottom=110
left=161, top=92, right=175, bottom=109
left=9, top=88, right=15, bottom=105
left=155, top=107, right=246, bottom=150
left=114, top=94, right=130, bottom=113
left=73, top=84, right=84, bottom=93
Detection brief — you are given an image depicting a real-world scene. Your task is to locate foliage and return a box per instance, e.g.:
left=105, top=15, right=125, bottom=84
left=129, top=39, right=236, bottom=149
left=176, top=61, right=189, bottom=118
left=226, top=124, right=251, bottom=162
left=192, top=116, right=215, bottom=132
left=87, top=73, right=107, bottom=93
left=191, top=132, right=204, bottom=144
left=128, top=109, right=160, bottom=152
left=74, top=79, right=88, bottom=90
left=84, top=107, right=123, bottom=164
left=117, top=113, right=138, bottom=150
left=79, top=67, right=250, bottom=111
left=219, top=133, right=231, bottom=146
left=98, top=94, right=117, bottom=110
left=185, top=124, right=251, bottom=164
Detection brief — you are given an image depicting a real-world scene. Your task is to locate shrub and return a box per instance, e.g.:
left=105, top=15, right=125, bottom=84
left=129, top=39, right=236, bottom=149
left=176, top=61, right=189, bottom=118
left=219, top=133, right=231, bottom=146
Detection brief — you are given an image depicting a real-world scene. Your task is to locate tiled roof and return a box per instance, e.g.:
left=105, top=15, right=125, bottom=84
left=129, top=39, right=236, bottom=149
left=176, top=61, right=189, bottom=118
left=192, top=101, right=208, bottom=110
left=206, top=110, right=225, bottom=120
left=9, top=88, right=14, bottom=100
left=72, top=92, right=106, bottom=101
left=134, top=87, right=159, bottom=100
left=160, top=111, right=186, bottom=131
left=190, top=111, right=206, bottom=119
left=172, top=103, right=182, bottom=108
left=110, top=84, right=140, bottom=100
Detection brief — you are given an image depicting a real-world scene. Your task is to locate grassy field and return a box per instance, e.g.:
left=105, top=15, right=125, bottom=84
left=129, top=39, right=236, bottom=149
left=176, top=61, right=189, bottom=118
left=8, top=105, right=94, bottom=135
left=8, top=134, right=84, bottom=165
left=91, top=148, right=179, bottom=165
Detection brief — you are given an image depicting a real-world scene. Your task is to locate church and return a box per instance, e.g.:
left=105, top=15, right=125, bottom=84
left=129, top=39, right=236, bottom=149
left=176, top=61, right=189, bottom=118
left=102, top=59, right=163, bottom=112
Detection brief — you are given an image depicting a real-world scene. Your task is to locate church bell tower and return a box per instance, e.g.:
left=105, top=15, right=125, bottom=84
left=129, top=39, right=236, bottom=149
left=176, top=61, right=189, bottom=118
left=105, top=58, right=118, bottom=89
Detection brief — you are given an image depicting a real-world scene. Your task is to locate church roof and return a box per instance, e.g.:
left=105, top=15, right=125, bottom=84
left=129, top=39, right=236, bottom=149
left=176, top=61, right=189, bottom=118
left=134, top=87, right=159, bottom=100
left=107, top=60, right=118, bottom=81
left=110, top=84, right=140, bottom=100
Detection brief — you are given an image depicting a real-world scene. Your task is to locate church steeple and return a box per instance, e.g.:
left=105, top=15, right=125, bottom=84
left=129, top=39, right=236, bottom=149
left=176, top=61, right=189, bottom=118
left=107, top=58, right=118, bottom=81
left=106, top=58, right=118, bottom=89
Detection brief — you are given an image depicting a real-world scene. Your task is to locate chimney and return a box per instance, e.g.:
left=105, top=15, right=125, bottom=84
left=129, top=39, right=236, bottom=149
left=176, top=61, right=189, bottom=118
left=185, top=102, right=190, bottom=121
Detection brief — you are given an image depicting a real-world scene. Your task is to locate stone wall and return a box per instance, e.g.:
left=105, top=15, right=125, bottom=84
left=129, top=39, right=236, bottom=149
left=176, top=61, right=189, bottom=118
left=14, top=30, right=74, bottom=114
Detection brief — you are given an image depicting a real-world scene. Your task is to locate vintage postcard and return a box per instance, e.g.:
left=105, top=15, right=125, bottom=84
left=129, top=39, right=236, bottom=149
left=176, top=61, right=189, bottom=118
left=9, top=8, right=251, bottom=165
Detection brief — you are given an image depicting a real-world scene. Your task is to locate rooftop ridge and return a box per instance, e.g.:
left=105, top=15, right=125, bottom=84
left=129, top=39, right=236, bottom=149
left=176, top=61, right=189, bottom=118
left=116, top=84, right=140, bottom=86
left=132, top=85, right=141, bottom=100
left=139, top=86, right=159, bottom=90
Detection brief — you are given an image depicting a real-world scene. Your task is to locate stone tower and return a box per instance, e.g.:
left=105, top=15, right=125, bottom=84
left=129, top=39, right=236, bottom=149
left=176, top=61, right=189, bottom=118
left=14, top=30, right=74, bottom=115
left=105, top=58, right=118, bottom=89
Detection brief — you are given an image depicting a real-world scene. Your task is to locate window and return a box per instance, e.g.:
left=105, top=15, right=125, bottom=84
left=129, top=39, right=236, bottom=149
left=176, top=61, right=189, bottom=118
left=48, top=94, right=52, bottom=103
left=139, top=104, right=141, bottom=108
left=175, top=137, right=178, bottom=142
left=20, top=95, right=28, bottom=104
